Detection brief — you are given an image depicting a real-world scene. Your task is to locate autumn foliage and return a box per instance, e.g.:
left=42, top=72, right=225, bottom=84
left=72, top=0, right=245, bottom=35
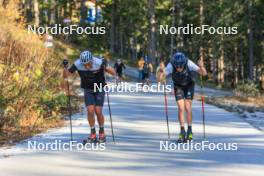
left=0, top=2, right=69, bottom=143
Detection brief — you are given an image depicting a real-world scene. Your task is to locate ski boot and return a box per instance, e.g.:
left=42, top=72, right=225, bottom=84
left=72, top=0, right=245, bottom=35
left=83, top=133, right=97, bottom=144
left=177, top=131, right=186, bottom=143
left=98, top=132, right=106, bottom=143
left=186, top=131, right=193, bottom=142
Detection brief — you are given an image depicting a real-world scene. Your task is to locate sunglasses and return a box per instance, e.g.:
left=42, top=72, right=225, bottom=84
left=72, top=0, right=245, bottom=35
left=84, top=62, right=93, bottom=68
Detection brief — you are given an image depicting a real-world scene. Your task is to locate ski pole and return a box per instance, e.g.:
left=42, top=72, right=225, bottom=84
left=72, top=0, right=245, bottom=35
left=163, top=82, right=170, bottom=140
left=103, top=60, right=115, bottom=143
left=63, top=59, right=73, bottom=141
left=106, top=90, right=115, bottom=143
left=200, top=75, right=206, bottom=139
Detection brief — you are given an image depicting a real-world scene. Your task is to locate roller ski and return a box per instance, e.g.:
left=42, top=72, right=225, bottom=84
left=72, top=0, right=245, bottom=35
left=177, top=131, right=186, bottom=143
left=98, top=132, right=106, bottom=143
left=83, top=133, right=98, bottom=145
left=186, top=130, right=193, bottom=142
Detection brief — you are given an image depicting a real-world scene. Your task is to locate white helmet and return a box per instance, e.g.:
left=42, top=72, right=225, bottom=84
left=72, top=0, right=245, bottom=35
left=80, top=50, right=93, bottom=64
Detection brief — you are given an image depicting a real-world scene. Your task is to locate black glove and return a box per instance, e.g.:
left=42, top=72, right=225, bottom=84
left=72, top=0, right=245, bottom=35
left=63, top=59, right=69, bottom=68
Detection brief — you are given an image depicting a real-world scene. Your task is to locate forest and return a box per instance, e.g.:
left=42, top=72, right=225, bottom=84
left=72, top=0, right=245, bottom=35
left=2, top=0, right=264, bottom=87
left=2, top=0, right=262, bottom=86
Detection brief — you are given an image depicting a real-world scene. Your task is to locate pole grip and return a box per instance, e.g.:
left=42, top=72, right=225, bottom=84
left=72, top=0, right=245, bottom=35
left=63, top=59, right=69, bottom=68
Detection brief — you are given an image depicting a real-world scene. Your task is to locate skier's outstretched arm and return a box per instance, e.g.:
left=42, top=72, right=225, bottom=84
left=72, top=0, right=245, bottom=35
left=187, top=59, right=207, bottom=76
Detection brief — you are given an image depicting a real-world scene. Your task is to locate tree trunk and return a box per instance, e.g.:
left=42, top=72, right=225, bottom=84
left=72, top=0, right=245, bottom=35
left=147, top=0, right=156, bottom=63
left=170, top=0, right=176, bottom=57
left=110, top=0, right=117, bottom=54
left=199, top=0, right=205, bottom=62
left=50, top=0, right=56, bottom=25
left=239, top=43, right=245, bottom=82
left=217, top=34, right=225, bottom=85
left=133, top=37, right=137, bottom=61
left=80, top=0, right=87, bottom=25
left=248, top=0, right=254, bottom=80
left=95, top=0, right=98, bottom=23
left=33, top=0, right=39, bottom=27
left=68, top=0, right=73, bottom=19
left=176, top=0, right=183, bottom=51
left=24, top=0, right=32, bottom=23
left=234, top=44, right=239, bottom=85
left=208, top=46, right=216, bottom=81
left=217, top=0, right=225, bottom=86
left=212, top=58, right=217, bottom=82
left=261, top=71, right=264, bottom=90
left=120, top=32, right=124, bottom=57
left=217, top=53, right=225, bottom=85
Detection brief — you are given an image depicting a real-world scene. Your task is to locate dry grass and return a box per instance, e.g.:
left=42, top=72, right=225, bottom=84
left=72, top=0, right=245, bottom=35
left=222, top=96, right=264, bottom=108
left=0, top=117, right=65, bottom=146
left=0, top=2, right=80, bottom=146
left=195, top=94, right=264, bottom=110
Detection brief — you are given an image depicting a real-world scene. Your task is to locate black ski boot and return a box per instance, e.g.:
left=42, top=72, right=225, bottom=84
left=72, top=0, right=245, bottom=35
left=177, top=131, right=186, bottom=143
left=186, top=131, right=193, bottom=142
left=186, top=126, right=193, bottom=142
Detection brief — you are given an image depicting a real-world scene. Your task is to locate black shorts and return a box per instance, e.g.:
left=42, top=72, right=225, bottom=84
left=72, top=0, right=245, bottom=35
left=84, top=89, right=105, bottom=107
left=117, top=71, right=123, bottom=77
left=174, top=82, right=195, bottom=101
left=142, top=72, right=149, bottom=80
